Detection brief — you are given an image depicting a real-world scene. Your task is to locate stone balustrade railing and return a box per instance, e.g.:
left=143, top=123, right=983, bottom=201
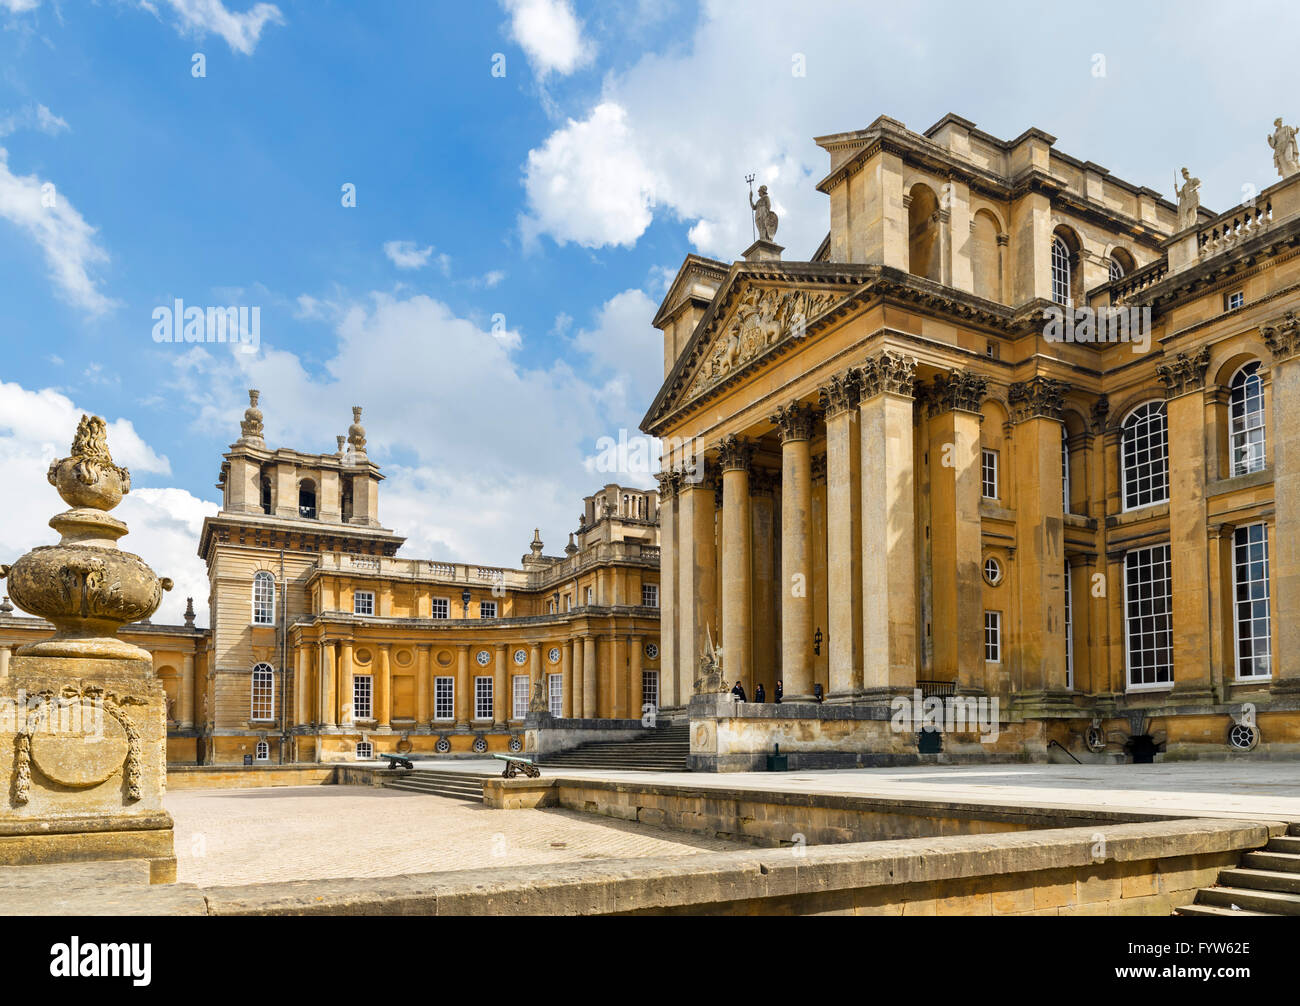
left=1198, top=199, right=1273, bottom=258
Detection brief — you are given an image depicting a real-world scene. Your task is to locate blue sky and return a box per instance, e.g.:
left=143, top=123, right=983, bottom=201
left=1, top=0, right=1296, bottom=625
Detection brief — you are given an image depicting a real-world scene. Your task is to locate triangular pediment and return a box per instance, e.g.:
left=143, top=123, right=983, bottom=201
left=666, top=280, right=845, bottom=414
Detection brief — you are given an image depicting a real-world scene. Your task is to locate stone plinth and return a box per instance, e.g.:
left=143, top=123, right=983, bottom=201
left=0, top=655, right=175, bottom=882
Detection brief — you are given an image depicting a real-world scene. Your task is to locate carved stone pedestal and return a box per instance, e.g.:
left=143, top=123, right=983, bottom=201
left=0, top=656, right=175, bottom=882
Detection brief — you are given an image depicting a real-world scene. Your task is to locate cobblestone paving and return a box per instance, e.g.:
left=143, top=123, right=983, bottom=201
left=168, top=786, right=741, bottom=887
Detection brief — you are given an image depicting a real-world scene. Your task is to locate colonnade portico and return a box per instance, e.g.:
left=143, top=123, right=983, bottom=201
left=665, top=348, right=927, bottom=706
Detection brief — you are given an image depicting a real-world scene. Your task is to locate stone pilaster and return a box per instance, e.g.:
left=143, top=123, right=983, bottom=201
left=859, top=351, right=918, bottom=697
left=454, top=644, right=469, bottom=726
left=494, top=643, right=508, bottom=726
left=1262, top=313, right=1300, bottom=692
left=654, top=468, right=679, bottom=707
left=338, top=639, right=354, bottom=724
left=582, top=635, right=598, bottom=718
left=318, top=640, right=335, bottom=726
left=771, top=403, right=817, bottom=698
left=677, top=459, right=717, bottom=697
left=629, top=634, right=643, bottom=721
left=1008, top=376, right=1069, bottom=704
left=749, top=469, right=780, bottom=698
left=416, top=643, right=431, bottom=724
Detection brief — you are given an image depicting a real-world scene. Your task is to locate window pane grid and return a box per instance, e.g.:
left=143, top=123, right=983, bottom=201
left=251, top=662, right=275, bottom=720
left=1051, top=236, right=1072, bottom=305
left=353, top=591, right=374, bottom=616
left=1122, top=402, right=1169, bottom=509
left=430, top=598, right=449, bottom=619
left=1125, top=544, right=1173, bottom=687
left=512, top=675, right=529, bottom=720
left=252, top=571, right=275, bottom=625
left=475, top=676, right=494, bottom=720
left=984, top=611, right=1001, bottom=662
left=1233, top=524, right=1272, bottom=678
left=1230, top=363, right=1266, bottom=477
left=353, top=675, right=373, bottom=720
left=981, top=449, right=998, bottom=500
left=548, top=674, right=563, bottom=717
left=434, top=676, right=454, bottom=720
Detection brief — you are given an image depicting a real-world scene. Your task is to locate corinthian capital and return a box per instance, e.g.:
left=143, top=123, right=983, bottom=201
left=859, top=350, right=917, bottom=398
left=818, top=368, right=861, bottom=419
left=717, top=434, right=754, bottom=472
left=927, top=369, right=988, bottom=417
left=769, top=402, right=817, bottom=443
left=1008, top=376, right=1069, bottom=423
left=1154, top=346, right=1211, bottom=398
left=1261, top=310, right=1300, bottom=361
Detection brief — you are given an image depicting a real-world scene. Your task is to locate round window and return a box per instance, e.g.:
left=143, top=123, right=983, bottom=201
left=435, top=737, right=451, bottom=753
left=509, top=736, right=523, bottom=752
left=513, top=648, right=528, bottom=665
left=472, top=736, right=488, bottom=753
left=548, top=646, right=561, bottom=664
left=983, top=557, right=1002, bottom=586
left=645, top=643, right=659, bottom=659
left=476, top=649, right=491, bottom=666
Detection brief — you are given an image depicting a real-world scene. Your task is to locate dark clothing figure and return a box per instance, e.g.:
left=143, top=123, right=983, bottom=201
left=731, top=681, right=747, bottom=703
left=754, top=683, right=766, bottom=703
left=774, top=681, right=783, bottom=704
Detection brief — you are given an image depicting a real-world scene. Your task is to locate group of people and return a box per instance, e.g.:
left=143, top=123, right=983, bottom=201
left=730, top=679, right=782, bottom=703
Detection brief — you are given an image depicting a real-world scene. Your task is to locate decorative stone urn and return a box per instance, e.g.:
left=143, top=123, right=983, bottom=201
left=0, top=415, right=172, bottom=661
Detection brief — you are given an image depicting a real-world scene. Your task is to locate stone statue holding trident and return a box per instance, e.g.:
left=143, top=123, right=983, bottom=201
left=1174, top=167, right=1201, bottom=230
left=1268, top=117, right=1300, bottom=178
left=749, top=180, right=779, bottom=242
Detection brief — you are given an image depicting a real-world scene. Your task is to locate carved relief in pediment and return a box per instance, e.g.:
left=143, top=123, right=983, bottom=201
left=685, top=286, right=839, bottom=401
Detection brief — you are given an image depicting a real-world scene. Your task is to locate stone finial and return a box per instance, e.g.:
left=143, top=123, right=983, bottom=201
left=0, top=595, right=11, bottom=613
left=184, top=596, right=196, bottom=628
left=239, top=389, right=265, bottom=444
left=530, top=528, right=544, bottom=557
left=0, top=415, right=171, bottom=661
left=347, top=406, right=367, bottom=457
left=1269, top=118, right=1300, bottom=179
left=565, top=532, right=578, bottom=556
left=336, top=435, right=346, bottom=456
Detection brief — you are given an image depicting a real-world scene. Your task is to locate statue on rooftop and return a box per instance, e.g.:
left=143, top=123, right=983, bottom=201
left=1268, top=118, right=1300, bottom=179
left=749, top=184, right=779, bottom=242
left=1175, top=167, right=1201, bottom=230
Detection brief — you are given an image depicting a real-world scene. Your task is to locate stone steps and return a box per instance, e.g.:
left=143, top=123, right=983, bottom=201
left=1176, top=827, right=1300, bottom=916
left=382, top=771, right=487, bottom=802
left=541, top=728, right=689, bottom=772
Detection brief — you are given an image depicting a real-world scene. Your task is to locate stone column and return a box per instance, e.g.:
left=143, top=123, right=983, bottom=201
left=676, top=463, right=717, bottom=699
left=571, top=638, right=585, bottom=720
left=655, top=470, right=679, bottom=707
left=1008, top=377, right=1069, bottom=697
left=493, top=643, right=508, bottom=726
left=820, top=370, right=863, bottom=697
left=612, top=635, right=627, bottom=718
left=583, top=635, right=597, bottom=719
left=416, top=643, right=431, bottom=723
left=629, top=635, right=644, bottom=721
left=376, top=643, right=391, bottom=727
left=0, top=644, right=10, bottom=681
left=749, top=471, right=779, bottom=695
left=338, top=639, right=354, bottom=724
left=931, top=369, right=989, bottom=692
left=859, top=351, right=919, bottom=695
left=319, top=640, right=336, bottom=726
left=771, top=402, right=816, bottom=698
left=181, top=652, right=196, bottom=728
left=719, top=435, right=754, bottom=696
left=455, top=644, right=470, bottom=726
left=1157, top=350, right=1214, bottom=700
left=1262, top=316, right=1300, bottom=693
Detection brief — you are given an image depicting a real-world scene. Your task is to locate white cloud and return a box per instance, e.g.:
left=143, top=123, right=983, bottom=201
left=142, top=0, right=285, bottom=56
left=0, top=148, right=117, bottom=315
left=165, top=290, right=655, bottom=568
left=0, top=381, right=210, bottom=627
left=0, top=103, right=70, bottom=138
left=383, top=240, right=434, bottom=270
left=502, top=0, right=593, bottom=77
left=0, top=0, right=41, bottom=13
left=571, top=287, right=661, bottom=423
left=521, top=102, right=658, bottom=248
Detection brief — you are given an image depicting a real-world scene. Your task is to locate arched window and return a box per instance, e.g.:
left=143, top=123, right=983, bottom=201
left=907, top=184, right=942, bottom=280
left=254, top=739, right=269, bottom=761
left=1122, top=402, right=1169, bottom=510
left=251, top=663, right=275, bottom=721
left=298, top=479, right=317, bottom=520
left=1051, top=236, right=1072, bottom=305
left=252, top=571, right=275, bottom=625
left=259, top=475, right=272, bottom=515
left=1109, top=257, right=1124, bottom=281
left=1229, top=362, right=1266, bottom=476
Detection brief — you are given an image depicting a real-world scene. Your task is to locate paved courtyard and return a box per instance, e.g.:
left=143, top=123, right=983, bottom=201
left=167, top=786, right=742, bottom=887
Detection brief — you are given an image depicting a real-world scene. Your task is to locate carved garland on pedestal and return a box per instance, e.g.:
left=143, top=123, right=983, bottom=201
left=686, top=286, right=839, bottom=400
left=1155, top=346, right=1211, bottom=397
left=1008, top=376, right=1069, bottom=424
left=13, top=685, right=146, bottom=805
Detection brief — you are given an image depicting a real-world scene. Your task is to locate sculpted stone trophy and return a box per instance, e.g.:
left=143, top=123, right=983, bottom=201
left=0, top=415, right=176, bottom=882
left=1268, top=117, right=1300, bottom=178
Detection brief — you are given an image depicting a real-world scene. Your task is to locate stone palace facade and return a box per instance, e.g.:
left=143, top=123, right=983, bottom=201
left=646, top=113, right=1300, bottom=767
